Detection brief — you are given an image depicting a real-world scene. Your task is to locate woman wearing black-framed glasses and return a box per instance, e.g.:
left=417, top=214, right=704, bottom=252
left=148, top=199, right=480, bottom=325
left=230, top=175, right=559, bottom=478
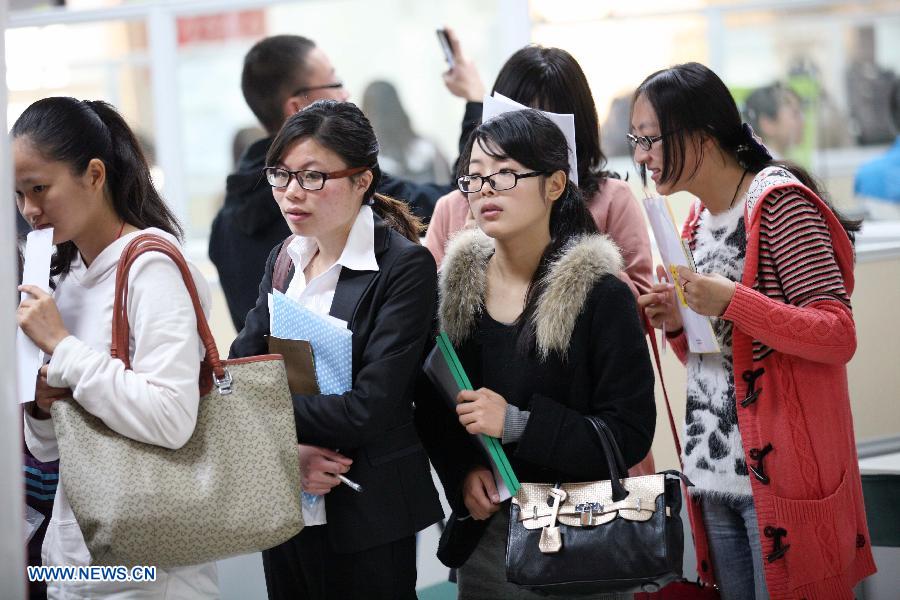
left=231, top=100, right=442, bottom=600
left=418, top=108, right=655, bottom=600
left=633, top=62, right=870, bottom=600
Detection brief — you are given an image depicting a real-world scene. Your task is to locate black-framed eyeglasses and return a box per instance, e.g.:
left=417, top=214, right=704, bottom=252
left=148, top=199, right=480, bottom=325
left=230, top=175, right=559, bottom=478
left=457, top=171, right=547, bottom=194
left=264, top=165, right=368, bottom=191
left=626, top=131, right=679, bottom=151
left=291, top=82, right=344, bottom=97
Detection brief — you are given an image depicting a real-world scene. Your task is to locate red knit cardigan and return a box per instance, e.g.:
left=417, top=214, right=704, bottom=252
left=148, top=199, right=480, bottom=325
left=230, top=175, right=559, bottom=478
left=668, top=168, right=877, bottom=599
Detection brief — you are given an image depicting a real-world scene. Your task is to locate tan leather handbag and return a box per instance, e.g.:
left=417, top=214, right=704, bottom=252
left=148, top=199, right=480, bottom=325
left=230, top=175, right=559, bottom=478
left=51, top=234, right=303, bottom=568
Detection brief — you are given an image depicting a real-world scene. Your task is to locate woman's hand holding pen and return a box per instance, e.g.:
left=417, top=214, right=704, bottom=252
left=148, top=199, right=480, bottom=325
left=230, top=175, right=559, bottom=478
left=675, top=266, right=736, bottom=317
left=463, top=467, right=501, bottom=520
left=638, top=265, right=683, bottom=331
left=298, top=445, right=353, bottom=496
left=456, top=388, right=506, bottom=438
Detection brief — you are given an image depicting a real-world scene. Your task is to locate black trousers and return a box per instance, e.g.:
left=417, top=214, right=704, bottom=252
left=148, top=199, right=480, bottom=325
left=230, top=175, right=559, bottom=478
left=261, top=524, right=417, bottom=600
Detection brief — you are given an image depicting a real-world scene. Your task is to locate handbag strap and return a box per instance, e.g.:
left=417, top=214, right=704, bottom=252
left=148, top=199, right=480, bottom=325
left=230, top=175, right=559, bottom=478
left=585, top=416, right=629, bottom=502
left=272, top=235, right=297, bottom=293
left=642, top=313, right=684, bottom=466
left=110, top=233, right=226, bottom=386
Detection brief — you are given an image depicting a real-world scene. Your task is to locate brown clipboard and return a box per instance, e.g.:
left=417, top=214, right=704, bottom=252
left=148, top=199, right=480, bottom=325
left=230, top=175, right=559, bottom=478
left=267, top=336, right=320, bottom=395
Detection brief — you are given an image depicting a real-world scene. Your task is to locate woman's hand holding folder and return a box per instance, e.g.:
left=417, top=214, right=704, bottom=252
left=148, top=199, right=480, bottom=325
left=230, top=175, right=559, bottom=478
left=456, top=388, right=507, bottom=438
left=462, top=467, right=502, bottom=520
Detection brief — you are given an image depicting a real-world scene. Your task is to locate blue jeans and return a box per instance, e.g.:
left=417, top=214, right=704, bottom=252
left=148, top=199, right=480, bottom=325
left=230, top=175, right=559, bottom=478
left=701, top=495, right=769, bottom=600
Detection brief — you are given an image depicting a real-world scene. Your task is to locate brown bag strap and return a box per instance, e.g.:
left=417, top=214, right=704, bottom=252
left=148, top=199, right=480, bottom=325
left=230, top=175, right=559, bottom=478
left=643, top=314, right=683, bottom=465
left=110, top=233, right=226, bottom=386
left=272, top=235, right=297, bottom=293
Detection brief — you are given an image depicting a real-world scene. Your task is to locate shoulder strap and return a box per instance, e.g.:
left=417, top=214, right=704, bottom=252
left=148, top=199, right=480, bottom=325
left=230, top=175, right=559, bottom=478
left=643, top=314, right=683, bottom=465
left=110, top=233, right=224, bottom=391
left=272, top=235, right=297, bottom=293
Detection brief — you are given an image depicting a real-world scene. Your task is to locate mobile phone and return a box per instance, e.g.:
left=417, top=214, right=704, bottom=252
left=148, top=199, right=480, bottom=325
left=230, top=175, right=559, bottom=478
left=436, top=29, right=455, bottom=70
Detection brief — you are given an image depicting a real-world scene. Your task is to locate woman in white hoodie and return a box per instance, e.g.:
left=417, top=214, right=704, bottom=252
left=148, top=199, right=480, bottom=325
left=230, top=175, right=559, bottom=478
left=15, top=97, right=218, bottom=599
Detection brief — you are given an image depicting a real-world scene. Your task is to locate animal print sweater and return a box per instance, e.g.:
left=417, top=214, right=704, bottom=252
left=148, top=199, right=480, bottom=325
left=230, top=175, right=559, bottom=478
left=682, top=182, right=850, bottom=498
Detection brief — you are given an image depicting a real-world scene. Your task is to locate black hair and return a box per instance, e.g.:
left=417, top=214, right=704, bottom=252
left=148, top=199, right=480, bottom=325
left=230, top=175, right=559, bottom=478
left=492, top=45, right=614, bottom=198
left=743, top=82, right=800, bottom=134
left=458, top=109, right=597, bottom=354
left=12, top=97, right=182, bottom=278
left=633, top=62, right=860, bottom=239
left=242, top=35, right=316, bottom=135
left=266, top=100, right=423, bottom=241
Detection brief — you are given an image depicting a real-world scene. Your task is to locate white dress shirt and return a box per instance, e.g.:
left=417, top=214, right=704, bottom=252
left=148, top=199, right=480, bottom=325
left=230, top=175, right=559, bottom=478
left=282, top=205, right=378, bottom=526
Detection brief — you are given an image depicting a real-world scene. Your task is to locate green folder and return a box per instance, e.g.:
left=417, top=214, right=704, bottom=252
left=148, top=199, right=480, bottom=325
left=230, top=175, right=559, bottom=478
left=435, top=332, right=520, bottom=496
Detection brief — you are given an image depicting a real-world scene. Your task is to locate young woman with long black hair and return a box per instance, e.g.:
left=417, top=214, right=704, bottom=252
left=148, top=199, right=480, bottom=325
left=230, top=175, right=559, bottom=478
left=419, top=109, right=655, bottom=599
left=635, top=63, right=875, bottom=600
left=15, top=97, right=218, bottom=598
left=229, top=99, right=442, bottom=600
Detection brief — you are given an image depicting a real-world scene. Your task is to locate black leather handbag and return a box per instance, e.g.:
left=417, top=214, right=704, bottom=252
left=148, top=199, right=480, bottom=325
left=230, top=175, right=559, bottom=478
left=506, top=417, right=688, bottom=595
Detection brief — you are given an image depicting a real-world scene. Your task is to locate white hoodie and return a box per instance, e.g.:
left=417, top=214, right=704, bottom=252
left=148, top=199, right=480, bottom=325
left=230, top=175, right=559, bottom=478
left=24, top=228, right=219, bottom=599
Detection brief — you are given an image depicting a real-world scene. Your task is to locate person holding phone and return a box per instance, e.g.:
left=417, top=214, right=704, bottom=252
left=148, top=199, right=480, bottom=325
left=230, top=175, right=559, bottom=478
left=427, top=41, right=653, bottom=299
left=417, top=109, right=655, bottom=599
left=210, top=34, right=479, bottom=332
left=634, top=63, right=875, bottom=599
left=229, top=100, right=442, bottom=600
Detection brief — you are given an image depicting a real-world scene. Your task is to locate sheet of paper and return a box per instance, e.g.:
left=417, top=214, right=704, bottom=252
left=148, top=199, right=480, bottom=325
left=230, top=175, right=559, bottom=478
left=17, top=228, right=54, bottom=404
left=642, top=197, right=720, bottom=354
left=482, top=92, right=578, bottom=186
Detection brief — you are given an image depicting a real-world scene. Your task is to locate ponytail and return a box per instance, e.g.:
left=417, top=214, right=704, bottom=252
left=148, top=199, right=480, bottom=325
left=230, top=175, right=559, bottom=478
left=370, top=193, right=424, bottom=242
left=724, top=122, right=861, bottom=241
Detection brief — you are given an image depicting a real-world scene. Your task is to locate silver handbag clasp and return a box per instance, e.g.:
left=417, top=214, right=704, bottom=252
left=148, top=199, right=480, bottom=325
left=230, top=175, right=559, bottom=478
left=213, top=368, right=233, bottom=395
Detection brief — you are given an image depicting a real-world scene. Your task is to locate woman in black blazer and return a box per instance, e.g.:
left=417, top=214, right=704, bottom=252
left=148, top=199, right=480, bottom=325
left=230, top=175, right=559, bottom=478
left=230, top=100, right=442, bottom=600
left=417, top=110, right=656, bottom=599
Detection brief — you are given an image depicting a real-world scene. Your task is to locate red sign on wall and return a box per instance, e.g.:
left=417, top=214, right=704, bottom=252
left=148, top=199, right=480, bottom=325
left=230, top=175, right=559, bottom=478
left=177, top=10, right=266, bottom=46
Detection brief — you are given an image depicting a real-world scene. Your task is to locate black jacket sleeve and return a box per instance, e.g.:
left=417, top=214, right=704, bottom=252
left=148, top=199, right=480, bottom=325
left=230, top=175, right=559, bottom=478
left=287, top=244, right=438, bottom=449
left=514, top=276, right=656, bottom=480
left=378, top=174, right=452, bottom=223
left=414, top=339, right=484, bottom=513
left=458, top=101, right=483, bottom=157
left=228, top=243, right=281, bottom=359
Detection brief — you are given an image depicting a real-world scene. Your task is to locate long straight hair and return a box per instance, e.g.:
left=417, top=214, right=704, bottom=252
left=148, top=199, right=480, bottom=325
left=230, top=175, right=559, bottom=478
left=12, top=97, right=182, bottom=278
left=267, top=100, right=423, bottom=241
left=633, top=62, right=860, bottom=240
left=458, top=109, right=597, bottom=353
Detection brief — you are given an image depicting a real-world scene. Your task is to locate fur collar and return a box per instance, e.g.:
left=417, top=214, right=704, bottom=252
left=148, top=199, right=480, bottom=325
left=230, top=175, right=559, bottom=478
left=439, top=229, right=623, bottom=360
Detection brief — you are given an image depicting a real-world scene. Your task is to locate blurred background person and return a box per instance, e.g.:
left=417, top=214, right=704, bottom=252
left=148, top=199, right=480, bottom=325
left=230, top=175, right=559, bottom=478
left=855, top=80, right=900, bottom=219
left=362, top=80, right=451, bottom=185
left=743, top=82, right=806, bottom=159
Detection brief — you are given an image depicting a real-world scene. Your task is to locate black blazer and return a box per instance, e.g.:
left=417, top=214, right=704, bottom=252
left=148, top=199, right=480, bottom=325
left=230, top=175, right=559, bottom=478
left=230, top=217, right=444, bottom=553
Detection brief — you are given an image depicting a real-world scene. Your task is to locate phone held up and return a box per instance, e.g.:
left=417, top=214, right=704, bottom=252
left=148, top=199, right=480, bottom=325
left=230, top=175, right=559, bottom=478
left=436, top=28, right=455, bottom=70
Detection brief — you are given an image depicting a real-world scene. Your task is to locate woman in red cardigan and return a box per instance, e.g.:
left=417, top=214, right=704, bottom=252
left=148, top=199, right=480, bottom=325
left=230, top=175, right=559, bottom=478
left=634, top=62, right=875, bottom=600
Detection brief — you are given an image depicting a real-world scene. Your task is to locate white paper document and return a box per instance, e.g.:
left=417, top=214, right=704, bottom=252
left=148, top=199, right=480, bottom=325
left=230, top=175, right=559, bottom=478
left=642, top=197, right=720, bottom=354
left=16, top=228, right=54, bottom=404
left=482, top=92, right=579, bottom=186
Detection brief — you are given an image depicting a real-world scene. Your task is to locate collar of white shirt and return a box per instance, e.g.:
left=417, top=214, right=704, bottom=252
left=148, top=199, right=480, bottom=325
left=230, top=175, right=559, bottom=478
left=286, top=205, right=380, bottom=280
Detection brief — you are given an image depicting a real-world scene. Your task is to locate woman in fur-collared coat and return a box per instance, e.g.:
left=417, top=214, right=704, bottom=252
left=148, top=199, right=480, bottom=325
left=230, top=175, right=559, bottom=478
left=416, top=109, right=656, bottom=600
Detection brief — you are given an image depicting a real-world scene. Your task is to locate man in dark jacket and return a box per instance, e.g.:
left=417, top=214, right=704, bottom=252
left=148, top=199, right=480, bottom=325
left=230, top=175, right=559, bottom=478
left=210, top=35, right=476, bottom=331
